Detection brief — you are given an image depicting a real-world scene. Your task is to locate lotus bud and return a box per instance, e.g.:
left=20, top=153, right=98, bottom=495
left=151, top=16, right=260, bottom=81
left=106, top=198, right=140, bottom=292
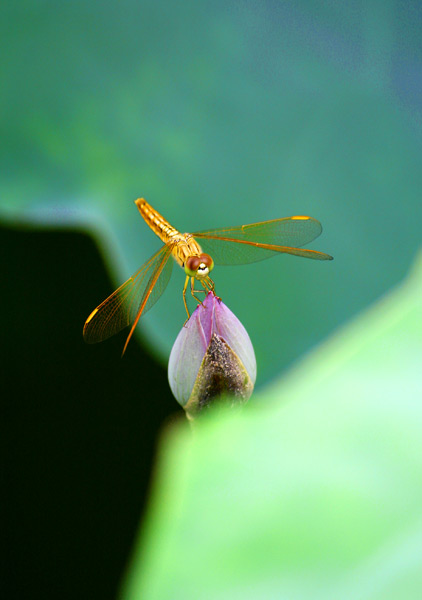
left=168, top=292, right=256, bottom=419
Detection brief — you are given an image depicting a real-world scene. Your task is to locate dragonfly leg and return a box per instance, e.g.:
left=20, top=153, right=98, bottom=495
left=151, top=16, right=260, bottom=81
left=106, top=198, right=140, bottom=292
left=190, top=277, right=205, bottom=306
left=204, top=276, right=215, bottom=292
left=182, top=275, right=191, bottom=321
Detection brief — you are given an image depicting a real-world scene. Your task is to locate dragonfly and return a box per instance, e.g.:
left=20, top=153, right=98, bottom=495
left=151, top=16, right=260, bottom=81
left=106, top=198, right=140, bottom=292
left=84, top=198, right=333, bottom=354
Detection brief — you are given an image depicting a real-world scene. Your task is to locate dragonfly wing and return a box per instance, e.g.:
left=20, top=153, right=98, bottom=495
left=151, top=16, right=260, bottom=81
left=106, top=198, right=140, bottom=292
left=193, top=216, right=331, bottom=265
left=193, top=235, right=280, bottom=264
left=83, top=245, right=174, bottom=344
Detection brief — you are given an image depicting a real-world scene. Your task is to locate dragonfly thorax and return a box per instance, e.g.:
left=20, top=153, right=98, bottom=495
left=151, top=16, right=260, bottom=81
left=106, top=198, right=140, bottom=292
left=172, top=234, right=214, bottom=279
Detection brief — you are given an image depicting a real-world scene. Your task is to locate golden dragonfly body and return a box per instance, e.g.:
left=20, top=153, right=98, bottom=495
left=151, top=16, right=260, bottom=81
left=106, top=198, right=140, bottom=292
left=138, top=199, right=204, bottom=269
left=84, top=198, right=333, bottom=354
left=136, top=198, right=215, bottom=318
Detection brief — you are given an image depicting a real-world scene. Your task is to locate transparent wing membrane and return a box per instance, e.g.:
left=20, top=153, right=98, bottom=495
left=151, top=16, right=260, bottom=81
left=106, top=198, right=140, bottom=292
left=83, top=245, right=174, bottom=344
left=193, top=216, right=332, bottom=265
left=83, top=208, right=332, bottom=352
left=196, top=216, right=322, bottom=245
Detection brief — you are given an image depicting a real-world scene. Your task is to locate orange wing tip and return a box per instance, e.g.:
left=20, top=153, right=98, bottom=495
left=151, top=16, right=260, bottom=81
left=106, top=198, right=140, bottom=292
left=291, top=215, right=311, bottom=220
left=85, top=307, right=98, bottom=325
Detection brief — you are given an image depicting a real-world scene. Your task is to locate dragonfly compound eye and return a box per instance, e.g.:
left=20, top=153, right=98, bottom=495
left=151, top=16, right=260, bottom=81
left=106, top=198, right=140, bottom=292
left=185, top=253, right=214, bottom=278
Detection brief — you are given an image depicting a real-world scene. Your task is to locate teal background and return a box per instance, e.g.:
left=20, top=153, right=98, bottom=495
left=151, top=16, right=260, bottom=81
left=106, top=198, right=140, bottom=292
left=2, top=1, right=421, bottom=381
left=2, top=1, right=421, bottom=599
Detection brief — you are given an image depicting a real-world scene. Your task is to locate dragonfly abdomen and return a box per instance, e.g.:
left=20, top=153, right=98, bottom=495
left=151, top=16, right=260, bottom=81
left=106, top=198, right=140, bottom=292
left=135, top=198, right=204, bottom=268
left=135, top=198, right=179, bottom=244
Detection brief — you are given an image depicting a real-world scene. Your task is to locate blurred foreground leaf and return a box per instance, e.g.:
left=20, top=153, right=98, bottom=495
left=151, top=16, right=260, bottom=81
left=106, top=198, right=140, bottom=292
left=121, top=252, right=422, bottom=600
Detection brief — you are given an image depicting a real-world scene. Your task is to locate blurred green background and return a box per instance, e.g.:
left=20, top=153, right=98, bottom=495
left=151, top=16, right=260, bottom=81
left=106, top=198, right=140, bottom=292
left=2, top=1, right=421, bottom=599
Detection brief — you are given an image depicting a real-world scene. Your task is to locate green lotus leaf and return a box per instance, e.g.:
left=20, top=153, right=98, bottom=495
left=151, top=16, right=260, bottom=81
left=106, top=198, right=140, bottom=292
left=122, top=253, right=422, bottom=600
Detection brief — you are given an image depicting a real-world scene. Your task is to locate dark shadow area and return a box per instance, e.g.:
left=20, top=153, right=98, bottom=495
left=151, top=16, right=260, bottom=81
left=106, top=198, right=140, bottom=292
left=1, top=224, right=179, bottom=600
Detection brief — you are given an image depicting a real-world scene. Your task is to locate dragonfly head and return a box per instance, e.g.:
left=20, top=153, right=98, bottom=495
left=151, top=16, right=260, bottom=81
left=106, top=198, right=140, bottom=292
left=185, top=253, right=214, bottom=280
